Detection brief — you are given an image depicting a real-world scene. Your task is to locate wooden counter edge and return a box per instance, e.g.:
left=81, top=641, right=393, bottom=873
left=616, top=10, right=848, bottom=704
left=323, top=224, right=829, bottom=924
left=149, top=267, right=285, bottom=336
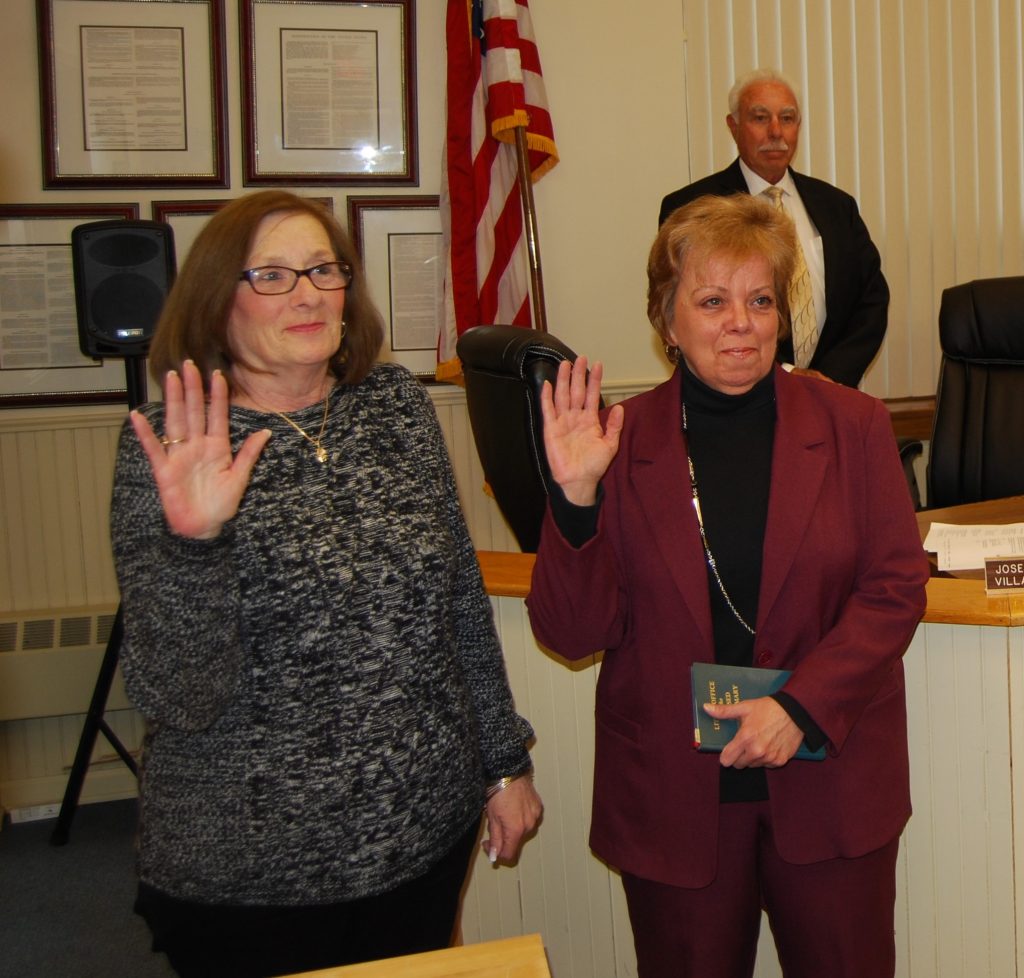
left=478, top=550, right=1024, bottom=627
left=477, top=550, right=536, bottom=598
left=283, top=933, right=550, bottom=977
left=921, top=576, right=1018, bottom=626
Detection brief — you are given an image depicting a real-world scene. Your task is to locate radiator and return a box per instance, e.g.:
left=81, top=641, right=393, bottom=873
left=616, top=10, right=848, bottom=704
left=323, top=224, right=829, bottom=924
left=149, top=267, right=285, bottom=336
left=0, top=604, right=130, bottom=721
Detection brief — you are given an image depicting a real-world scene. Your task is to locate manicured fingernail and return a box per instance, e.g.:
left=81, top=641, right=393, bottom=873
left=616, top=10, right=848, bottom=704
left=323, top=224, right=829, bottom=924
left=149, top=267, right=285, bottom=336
left=488, top=847, right=498, bottom=864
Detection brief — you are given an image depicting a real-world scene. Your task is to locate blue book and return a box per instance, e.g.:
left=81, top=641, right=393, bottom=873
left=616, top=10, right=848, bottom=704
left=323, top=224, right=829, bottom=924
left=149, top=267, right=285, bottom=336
left=691, top=662, right=826, bottom=762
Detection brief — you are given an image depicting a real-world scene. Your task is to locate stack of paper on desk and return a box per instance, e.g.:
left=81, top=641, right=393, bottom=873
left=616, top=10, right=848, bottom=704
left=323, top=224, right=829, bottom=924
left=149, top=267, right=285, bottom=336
left=923, top=522, right=1024, bottom=571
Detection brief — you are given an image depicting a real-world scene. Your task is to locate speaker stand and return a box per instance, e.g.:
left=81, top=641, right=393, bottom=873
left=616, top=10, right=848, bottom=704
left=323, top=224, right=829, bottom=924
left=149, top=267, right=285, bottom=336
left=50, top=357, right=148, bottom=846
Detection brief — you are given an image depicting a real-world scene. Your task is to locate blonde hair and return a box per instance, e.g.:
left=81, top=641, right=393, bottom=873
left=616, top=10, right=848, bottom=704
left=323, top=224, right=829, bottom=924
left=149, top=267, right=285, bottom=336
left=647, top=193, right=797, bottom=349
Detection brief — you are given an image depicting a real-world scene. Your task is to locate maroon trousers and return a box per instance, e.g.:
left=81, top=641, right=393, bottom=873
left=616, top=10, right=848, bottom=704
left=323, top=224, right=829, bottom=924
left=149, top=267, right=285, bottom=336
left=622, top=800, right=899, bottom=978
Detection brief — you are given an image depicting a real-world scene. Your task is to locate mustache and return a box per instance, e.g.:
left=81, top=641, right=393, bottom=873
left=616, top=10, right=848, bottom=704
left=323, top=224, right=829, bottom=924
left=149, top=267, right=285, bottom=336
left=759, top=140, right=790, bottom=152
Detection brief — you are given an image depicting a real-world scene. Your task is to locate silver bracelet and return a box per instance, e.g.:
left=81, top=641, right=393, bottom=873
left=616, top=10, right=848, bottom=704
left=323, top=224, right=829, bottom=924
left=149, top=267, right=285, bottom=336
left=485, top=771, right=532, bottom=801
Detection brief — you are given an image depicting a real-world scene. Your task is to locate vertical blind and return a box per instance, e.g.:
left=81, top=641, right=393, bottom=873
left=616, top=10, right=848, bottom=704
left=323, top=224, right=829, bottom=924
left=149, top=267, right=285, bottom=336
left=682, top=0, right=1024, bottom=400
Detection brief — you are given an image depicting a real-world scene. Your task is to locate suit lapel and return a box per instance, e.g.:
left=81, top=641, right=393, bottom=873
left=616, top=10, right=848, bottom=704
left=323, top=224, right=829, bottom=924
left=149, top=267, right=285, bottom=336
left=627, top=371, right=715, bottom=652
left=757, top=369, right=830, bottom=625
left=721, top=158, right=749, bottom=194
left=624, top=369, right=829, bottom=646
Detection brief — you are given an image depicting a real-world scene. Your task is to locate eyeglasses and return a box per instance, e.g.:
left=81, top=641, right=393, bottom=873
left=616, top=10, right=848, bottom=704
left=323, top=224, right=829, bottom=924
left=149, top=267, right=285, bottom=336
left=239, top=261, right=353, bottom=295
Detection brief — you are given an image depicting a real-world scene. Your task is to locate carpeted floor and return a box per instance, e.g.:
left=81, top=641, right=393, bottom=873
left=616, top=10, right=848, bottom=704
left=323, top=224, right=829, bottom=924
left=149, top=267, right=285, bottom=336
left=0, top=798, right=174, bottom=978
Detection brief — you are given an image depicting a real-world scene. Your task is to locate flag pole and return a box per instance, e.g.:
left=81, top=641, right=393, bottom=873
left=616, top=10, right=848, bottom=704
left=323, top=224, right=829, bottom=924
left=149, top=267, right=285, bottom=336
left=513, top=125, right=548, bottom=333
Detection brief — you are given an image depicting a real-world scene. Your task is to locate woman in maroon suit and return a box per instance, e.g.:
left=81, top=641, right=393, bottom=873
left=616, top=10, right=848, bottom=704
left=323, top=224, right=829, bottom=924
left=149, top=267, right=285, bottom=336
left=526, top=194, right=928, bottom=978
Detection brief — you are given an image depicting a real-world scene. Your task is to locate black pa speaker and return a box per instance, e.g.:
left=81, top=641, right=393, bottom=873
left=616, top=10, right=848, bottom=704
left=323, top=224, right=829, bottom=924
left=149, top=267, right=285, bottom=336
left=71, top=220, right=176, bottom=359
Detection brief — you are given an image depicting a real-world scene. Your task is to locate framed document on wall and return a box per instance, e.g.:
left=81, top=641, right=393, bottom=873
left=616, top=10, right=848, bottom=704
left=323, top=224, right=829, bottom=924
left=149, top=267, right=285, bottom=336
left=348, top=196, right=442, bottom=380
left=0, top=203, right=140, bottom=407
left=37, top=0, right=229, bottom=188
left=240, top=0, right=417, bottom=186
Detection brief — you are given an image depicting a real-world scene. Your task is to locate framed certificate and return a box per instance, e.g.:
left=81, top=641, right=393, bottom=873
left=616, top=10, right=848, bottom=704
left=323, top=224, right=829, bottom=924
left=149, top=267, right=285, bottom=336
left=37, top=0, right=229, bottom=188
left=348, top=196, right=442, bottom=379
left=0, top=203, right=141, bottom=407
left=240, top=0, right=417, bottom=186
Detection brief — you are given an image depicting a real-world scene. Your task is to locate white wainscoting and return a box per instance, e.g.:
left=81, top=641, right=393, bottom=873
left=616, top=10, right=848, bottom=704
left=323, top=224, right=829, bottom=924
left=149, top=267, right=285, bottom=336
left=2, top=388, right=1022, bottom=977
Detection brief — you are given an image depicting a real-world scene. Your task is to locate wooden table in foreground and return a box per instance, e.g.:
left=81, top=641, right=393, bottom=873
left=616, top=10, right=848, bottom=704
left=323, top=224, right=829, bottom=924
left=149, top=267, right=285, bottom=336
left=283, top=934, right=551, bottom=977
left=478, top=494, right=1024, bottom=627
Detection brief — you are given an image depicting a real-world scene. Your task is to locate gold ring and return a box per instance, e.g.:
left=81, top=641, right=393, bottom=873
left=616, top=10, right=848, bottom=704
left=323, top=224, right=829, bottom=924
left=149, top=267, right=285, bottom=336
left=160, top=436, right=187, bottom=446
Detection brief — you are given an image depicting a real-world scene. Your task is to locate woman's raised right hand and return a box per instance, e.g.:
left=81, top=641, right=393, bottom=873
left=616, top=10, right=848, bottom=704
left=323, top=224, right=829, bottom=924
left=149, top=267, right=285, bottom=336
left=539, top=357, right=624, bottom=506
left=130, top=360, right=272, bottom=539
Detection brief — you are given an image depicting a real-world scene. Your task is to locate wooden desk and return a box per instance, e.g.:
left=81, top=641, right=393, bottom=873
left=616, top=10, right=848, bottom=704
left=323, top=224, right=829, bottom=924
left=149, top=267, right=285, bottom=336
left=917, top=494, right=1024, bottom=533
left=916, top=495, right=1024, bottom=625
left=283, top=934, right=551, bottom=977
left=479, top=494, right=1024, bottom=627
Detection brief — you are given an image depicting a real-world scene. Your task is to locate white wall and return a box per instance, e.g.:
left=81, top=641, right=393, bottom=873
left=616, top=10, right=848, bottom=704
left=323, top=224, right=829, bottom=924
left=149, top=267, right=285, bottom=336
left=527, top=1, right=687, bottom=380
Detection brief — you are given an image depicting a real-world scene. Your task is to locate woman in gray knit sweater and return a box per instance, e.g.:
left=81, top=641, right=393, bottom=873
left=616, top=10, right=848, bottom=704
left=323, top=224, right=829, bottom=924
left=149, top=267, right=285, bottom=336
left=111, top=191, right=542, bottom=978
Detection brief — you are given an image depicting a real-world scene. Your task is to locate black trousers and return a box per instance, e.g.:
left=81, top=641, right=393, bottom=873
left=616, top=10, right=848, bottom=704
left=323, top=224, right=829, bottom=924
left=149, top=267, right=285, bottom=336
left=136, top=819, right=480, bottom=978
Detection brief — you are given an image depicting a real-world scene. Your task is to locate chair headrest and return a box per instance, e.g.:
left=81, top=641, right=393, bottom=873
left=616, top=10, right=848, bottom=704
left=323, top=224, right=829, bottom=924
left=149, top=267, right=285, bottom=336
left=457, top=324, right=578, bottom=377
left=939, top=277, right=1024, bottom=362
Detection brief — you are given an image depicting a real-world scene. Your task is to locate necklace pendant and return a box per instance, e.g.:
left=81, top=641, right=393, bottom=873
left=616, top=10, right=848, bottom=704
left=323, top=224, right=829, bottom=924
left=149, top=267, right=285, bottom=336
left=315, top=445, right=328, bottom=463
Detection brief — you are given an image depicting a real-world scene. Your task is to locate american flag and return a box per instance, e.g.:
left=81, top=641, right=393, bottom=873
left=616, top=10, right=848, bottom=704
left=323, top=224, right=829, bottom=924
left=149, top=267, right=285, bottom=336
left=437, top=0, right=558, bottom=379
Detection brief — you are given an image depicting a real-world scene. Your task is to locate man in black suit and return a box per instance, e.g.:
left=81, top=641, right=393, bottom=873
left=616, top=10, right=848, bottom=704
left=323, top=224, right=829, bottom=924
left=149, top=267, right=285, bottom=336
left=659, top=69, right=888, bottom=388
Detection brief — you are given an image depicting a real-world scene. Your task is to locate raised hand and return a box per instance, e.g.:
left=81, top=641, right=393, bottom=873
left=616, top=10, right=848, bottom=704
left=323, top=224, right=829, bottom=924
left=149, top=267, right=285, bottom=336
left=539, top=356, right=624, bottom=506
left=130, top=360, right=272, bottom=539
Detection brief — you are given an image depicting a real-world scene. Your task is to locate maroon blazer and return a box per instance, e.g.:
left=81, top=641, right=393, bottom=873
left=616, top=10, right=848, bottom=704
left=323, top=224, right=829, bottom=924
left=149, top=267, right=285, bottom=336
left=526, top=365, right=929, bottom=888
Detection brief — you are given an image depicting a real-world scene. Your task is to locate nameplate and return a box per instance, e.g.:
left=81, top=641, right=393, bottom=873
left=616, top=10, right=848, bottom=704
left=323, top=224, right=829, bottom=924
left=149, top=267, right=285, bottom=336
left=984, top=556, right=1024, bottom=596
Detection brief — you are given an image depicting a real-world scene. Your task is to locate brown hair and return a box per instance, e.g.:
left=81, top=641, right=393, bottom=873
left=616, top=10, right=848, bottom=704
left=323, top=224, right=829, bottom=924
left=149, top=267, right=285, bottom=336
left=148, top=191, right=384, bottom=391
left=647, top=193, right=797, bottom=352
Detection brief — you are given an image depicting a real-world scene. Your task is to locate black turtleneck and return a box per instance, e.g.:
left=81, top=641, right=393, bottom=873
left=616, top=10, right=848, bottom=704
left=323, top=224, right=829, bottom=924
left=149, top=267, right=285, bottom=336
left=680, top=362, right=775, bottom=669
left=681, top=363, right=775, bottom=802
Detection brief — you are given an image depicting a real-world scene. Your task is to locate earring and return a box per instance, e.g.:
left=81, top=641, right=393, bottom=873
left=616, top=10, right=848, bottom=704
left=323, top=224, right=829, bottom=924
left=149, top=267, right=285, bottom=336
left=664, top=343, right=680, bottom=363
left=336, top=320, right=348, bottom=362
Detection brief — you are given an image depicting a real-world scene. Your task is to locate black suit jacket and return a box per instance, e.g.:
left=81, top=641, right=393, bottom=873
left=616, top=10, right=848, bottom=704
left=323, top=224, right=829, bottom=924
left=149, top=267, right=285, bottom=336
left=658, top=159, right=889, bottom=387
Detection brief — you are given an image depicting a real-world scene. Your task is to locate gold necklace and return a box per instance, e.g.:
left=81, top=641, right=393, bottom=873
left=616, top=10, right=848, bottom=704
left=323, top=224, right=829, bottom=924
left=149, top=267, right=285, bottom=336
left=271, top=392, right=331, bottom=463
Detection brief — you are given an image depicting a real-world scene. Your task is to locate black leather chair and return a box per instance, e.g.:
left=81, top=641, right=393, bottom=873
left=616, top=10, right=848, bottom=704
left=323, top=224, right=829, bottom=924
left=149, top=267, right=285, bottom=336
left=457, top=324, right=587, bottom=552
left=927, top=276, right=1024, bottom=509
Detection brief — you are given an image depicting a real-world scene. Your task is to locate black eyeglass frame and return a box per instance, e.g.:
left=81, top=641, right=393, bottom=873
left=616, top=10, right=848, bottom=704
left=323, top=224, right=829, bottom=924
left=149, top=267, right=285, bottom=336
left=238, top=261, right=353, bottom=294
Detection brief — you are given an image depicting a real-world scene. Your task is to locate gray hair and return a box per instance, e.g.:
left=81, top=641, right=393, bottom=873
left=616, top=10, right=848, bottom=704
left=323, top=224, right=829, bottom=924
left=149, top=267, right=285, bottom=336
left=727, top=68, right=802, bottom=121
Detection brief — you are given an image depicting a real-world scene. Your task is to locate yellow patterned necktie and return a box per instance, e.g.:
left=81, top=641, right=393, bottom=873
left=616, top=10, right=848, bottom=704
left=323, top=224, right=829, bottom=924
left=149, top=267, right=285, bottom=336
left=764, top=186, right=817, bottom=369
